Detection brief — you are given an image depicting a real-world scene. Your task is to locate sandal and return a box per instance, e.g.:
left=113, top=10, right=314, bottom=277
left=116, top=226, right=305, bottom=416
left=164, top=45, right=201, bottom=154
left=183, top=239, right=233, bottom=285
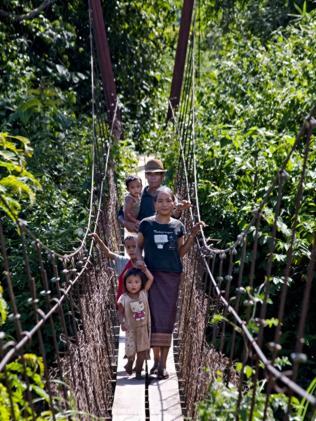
left=150, top=362, right=159, bottom=375
left=135, top=372, right=144, bottom=380
left=157, top=368, right=169, bottom=380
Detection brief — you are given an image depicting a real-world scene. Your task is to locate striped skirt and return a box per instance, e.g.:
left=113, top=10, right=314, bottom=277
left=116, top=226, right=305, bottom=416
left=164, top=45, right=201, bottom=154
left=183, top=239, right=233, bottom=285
left=149, top=271, right=181, bottom=347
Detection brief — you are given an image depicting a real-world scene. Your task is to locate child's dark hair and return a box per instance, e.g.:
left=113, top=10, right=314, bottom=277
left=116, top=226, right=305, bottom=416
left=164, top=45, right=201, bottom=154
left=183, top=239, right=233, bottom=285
left=123, top=268, right=146, bottom=291
left=125, top=175, right=142, bottom=189
left=123, top=235, right=137, bottom=244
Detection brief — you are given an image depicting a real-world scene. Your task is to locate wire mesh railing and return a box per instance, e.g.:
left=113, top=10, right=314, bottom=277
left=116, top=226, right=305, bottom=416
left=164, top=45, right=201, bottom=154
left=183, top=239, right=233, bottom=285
left=1, top=1, right=315, bottom=420
left=0, top=4, right=122, bottom=419
left=172, top=6, right=316, bottom=420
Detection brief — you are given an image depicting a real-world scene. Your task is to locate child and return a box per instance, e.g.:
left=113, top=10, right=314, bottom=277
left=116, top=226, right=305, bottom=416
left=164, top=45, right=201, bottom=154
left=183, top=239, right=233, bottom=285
left=118, top=159, right=191, bottom=232
left=123, top=175, right=142, bottom=231
left=117, top=267, right=154, bottom=379
left=90, top=233, right=137, bottom=302
left=136, top=186, right=204, bottom=379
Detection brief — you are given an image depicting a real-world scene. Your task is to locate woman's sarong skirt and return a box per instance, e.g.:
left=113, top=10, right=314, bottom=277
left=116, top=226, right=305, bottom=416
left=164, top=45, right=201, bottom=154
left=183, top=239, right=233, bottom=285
left=149, top=271, right=181, bottom=347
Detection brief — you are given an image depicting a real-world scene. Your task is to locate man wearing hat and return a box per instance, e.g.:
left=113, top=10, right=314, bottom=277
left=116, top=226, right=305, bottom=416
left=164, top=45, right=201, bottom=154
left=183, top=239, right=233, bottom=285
left=119, top=158, right=190, bottom=232
left=138, top=158, right=167, bottom=221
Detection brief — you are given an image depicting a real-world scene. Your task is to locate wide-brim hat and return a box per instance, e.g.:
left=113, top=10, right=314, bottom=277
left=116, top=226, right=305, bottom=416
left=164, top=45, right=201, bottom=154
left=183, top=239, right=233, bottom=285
left=145, top=158, right=167, bottom=173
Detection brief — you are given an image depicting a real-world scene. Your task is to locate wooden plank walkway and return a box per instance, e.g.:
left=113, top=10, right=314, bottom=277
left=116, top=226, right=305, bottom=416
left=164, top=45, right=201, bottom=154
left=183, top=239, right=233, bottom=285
left=112, top=155, right=183, bottom=420
left=112, top=329, right=183, bottom=420
left=148, top=342, right=183, bottom=421
left=112, top=328, right=146, bottom=421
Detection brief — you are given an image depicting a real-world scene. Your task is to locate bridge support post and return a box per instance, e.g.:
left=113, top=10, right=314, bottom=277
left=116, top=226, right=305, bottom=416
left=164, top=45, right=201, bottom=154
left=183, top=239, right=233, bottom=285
left=89, top=0, right=122, bottom=139
left=167, top=0, right=195, bottom=122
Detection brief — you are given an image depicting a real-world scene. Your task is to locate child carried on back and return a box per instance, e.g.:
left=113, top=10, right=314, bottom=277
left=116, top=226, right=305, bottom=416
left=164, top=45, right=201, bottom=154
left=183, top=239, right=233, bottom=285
left=117, top=267, right=154, bottom=379
left=123, top=175, right=142, bottom=230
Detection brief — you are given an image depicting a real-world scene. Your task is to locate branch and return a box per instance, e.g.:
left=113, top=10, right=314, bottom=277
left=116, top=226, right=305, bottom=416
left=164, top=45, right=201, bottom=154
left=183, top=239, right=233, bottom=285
left=0, top=0, right=56, bottom=22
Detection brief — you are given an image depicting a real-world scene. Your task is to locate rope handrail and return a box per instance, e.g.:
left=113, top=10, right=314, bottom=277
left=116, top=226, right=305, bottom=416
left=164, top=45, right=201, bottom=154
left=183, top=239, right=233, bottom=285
left=171, top=3, right=316, bottom=418
left=1, top=1, right=315, bottom=419
left=0, top=4, right=121, bottom=418
left=201, top=253, right=316, bottom=405
left=0, top=0, right=119, bottom=357
left=9, top=4, right=119, bottom=261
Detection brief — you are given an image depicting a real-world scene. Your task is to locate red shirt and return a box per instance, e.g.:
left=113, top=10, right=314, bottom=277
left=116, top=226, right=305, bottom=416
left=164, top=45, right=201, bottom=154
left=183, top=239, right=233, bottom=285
left=116, top=260, right=134, bottom=303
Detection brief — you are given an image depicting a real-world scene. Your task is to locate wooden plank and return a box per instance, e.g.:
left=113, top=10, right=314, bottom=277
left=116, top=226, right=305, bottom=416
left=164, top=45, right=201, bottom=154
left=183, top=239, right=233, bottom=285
left=114, top=155, right=146, bottom=420
left=148, top=340, right=184, bottom=421
left=112, top=328, right=146, bottom=421
left=115, top=156, right=183, bottom=420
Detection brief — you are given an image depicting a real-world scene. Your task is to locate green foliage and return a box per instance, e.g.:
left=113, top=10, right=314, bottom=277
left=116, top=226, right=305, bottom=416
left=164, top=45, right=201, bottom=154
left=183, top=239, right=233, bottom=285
left=160, top=8, right=316, bottom=248
left=0, top=354, right=51, bottom=420
left=0, top=283, right=8, bottom=326
left=197, top=371, right=300, bottom=420
left=1, top=1, right=315, bottom=418
left=0, top=0, right=96, bottom=250
left=296, top=376, right=316, bottom=420
left=0, top=355, right=102, bottom=420
left=104, top=0, right=180, bottom=148
left=200, top=0, right=316, bottom=39
left=111, top=137, right=138, bottom=200
left=0, top=133, right=40, bottom=221
left=189, top=9, right=316, bottom=369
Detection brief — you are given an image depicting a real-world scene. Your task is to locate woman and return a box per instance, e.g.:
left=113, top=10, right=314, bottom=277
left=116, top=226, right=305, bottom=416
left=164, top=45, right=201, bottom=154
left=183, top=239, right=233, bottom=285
left=136, top=186, right=203, bottom=379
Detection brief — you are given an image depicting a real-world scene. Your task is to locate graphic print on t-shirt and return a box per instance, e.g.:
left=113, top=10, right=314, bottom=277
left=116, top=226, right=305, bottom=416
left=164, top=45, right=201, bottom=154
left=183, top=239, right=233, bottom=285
left=154, top=234, right=168, bottom=249
left=153, top=230, right=177, bottom=250
left=130, top=300, right=145, bottom=321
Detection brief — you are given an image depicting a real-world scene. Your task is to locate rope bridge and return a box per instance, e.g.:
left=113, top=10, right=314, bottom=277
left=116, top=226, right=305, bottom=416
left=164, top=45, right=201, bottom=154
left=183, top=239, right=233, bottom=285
left=0, top=0, right=315, bottom=420
left=0, top=3, right=121, bottom=417
left=172, top=5, right=316, bottom=419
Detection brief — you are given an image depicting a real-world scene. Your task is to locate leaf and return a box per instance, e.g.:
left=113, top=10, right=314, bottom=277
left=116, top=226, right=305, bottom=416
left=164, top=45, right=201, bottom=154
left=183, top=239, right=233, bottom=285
left=0, top=195, right=21, bottom=221
left=10, top=135, right=31, bottom=146
left=0, top=150, right=16, bottom=161
left=235, top=362, right=243, bottom=373
left=0, top=176, right=36, bottom=203
left=210, top=314, right=224, bottom=325
left=264, top=318, right=279, bottom=328
left=244, top=365, right=253, bottom=379
left=276, top=217, right=291, bottom=237
left=0, top=296, right=8, bottom=326
left=31, top=384, right=49, bottom=401
left=0, top=161, right=23, bottom=173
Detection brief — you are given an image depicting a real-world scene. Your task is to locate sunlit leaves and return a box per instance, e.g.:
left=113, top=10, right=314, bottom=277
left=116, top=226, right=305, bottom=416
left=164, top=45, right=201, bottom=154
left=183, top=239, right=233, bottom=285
left=197, top=373, right=294, bottom=420
left=0, top=283, right=8, bottom=326
left=0, top=133, right=41, bottom=221
left=0, top=354, right=51, bottom=420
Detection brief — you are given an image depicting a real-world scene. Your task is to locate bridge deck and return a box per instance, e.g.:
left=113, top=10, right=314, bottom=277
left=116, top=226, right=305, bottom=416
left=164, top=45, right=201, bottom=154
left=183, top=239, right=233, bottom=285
left=112, top=156, right=183, bottom=420
left=148, top=344, right=183, bottom=421
left=112, top=328, right=183, bottom=420
left=112, top=329, right=146, bottom=420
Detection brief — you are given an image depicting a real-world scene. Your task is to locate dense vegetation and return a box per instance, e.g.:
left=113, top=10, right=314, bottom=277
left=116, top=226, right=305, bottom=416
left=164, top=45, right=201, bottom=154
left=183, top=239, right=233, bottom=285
left=153, top=1, right=316, bottom=418
left=0, top=0, right=180, bottom=417
left=0, top=0, right=315, bottom=419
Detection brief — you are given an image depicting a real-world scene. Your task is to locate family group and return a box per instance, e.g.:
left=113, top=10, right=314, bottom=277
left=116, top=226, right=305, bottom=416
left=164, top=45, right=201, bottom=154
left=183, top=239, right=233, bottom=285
left=91, top=159, right=203, bottom=380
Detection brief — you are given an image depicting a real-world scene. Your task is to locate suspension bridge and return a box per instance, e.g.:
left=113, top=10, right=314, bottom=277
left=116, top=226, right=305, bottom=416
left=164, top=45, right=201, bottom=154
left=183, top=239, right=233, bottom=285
left=0, top=0, right=315, bottom=420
